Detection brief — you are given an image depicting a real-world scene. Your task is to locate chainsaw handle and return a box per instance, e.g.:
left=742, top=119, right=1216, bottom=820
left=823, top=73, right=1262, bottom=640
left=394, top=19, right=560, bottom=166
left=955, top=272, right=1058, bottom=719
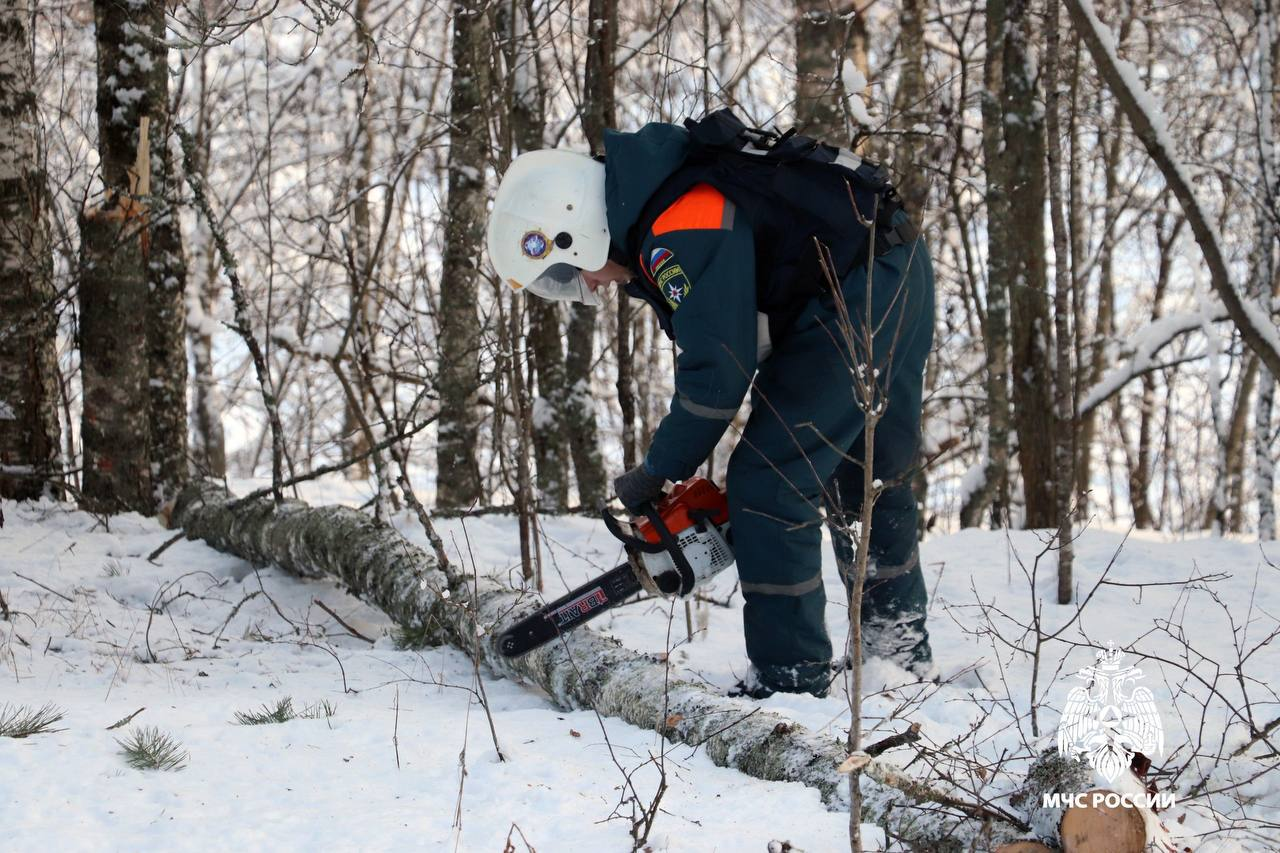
left=600, top=504, right=698, bottom=597
left=600, top=506, right=665, bottom=554
left=639, top=505, right=698, bottom=596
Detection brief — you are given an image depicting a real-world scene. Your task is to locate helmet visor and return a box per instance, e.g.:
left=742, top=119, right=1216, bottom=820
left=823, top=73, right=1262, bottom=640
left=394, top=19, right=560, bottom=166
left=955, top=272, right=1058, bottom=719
left=525, top=263, right=601, bottom=306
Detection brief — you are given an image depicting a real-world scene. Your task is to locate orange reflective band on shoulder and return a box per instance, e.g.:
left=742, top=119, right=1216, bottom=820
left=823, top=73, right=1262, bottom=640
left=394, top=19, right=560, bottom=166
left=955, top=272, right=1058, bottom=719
left=651, top=184, right=734, bottom=236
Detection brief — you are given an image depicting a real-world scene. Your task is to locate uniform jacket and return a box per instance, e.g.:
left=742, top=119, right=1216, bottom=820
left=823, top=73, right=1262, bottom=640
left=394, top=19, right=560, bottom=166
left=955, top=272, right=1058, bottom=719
left=603, top=122, right=759, bottom=484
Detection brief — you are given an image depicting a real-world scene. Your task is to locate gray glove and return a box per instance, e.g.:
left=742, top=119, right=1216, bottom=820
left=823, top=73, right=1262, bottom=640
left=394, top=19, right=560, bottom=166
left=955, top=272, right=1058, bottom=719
left=614, top=464, right=666, bottom=514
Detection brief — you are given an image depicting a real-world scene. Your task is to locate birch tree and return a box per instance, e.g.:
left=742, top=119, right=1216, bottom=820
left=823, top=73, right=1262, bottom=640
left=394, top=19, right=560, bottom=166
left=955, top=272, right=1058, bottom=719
left=0, top=0, right=60, bottom=501
left=144, top=3, right=188, bottom=506
left=1256, top=0, right=1279, bottom=541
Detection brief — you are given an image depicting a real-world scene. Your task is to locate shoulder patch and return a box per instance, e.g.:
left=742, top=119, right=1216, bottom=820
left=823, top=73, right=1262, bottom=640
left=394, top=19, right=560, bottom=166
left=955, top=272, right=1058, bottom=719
left=657, top=263, right=691, bottom=309
left=649, top=247, right=674, bottom=272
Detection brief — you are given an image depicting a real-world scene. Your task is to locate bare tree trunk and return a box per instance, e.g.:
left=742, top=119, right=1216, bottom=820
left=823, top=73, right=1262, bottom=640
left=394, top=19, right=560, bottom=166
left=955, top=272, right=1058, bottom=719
left=436, top=0, right=489, bottom=507
left=795, top=0, right=860, bottom=142
left=1129, top=214, right=1180, bottom=529
left=1260, top=367, right=1277, bottom=540
left=0, top=1, right=61, bottom=500
left=564, top=305, right=607, bottom=506
left=1220, top=355, right=1259, bottom=532
left=80, top=0, right=170, bottom=514
left=145, top=16, right=188, bottom=507
left=892, top=0, right=931, bottom=540
left=562, top=0, right=615, bottom=507
left=528, top=300, right=572, bottom=508
left=1078, top=114, right=1124, bottom=519
left=1002, top=0, right=1055, bottom=528
left=961, top=0, right=1012, bottom=528
left=1044, top=0, right=1074, bottom=603
left=891, top=0, right=929, bottom=216
left=617, top=294, right=636, bottom=470
left=341, top=0, right=376, bottom=481
left=188, top=52, right=225, bottom=478
left=502, top=0, right=571, bottom=510
left=1256, top=0, right=1279, bottom=541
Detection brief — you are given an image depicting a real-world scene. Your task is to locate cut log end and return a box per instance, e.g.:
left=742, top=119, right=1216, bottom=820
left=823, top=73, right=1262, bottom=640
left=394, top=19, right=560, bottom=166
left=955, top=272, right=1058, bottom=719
left=993, top=843, right=1055, bottom=853
left=1059, top=789, right=1147, bottom=853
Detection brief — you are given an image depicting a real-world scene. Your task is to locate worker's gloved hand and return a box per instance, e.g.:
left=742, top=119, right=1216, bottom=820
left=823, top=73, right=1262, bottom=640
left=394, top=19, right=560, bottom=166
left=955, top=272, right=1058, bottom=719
left=614, top=464, right=666, bottom=514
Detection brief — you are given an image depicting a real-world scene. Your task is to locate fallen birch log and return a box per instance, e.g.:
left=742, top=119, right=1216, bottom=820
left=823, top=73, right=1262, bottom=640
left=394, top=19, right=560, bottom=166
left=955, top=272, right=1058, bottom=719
left=173, top=480, right=1043, bottom=850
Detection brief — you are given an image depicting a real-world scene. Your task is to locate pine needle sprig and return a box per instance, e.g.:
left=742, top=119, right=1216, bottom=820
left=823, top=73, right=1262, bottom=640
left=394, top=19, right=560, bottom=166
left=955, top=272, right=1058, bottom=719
left=0, top=703, right=66, bottom=738
left=233, top=697, right=336, bottom=725
left=393, top=624, right=433, bottom=650
left=117, top=726, right=189, bottom=771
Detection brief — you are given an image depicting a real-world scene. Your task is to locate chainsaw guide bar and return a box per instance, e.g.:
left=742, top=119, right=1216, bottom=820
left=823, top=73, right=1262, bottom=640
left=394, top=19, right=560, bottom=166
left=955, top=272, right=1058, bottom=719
left=497, top=477, right=734, bottom=658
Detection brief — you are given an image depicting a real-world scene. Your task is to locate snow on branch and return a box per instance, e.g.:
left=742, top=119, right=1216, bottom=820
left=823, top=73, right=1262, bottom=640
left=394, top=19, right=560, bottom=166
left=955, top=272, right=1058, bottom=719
left=1077, top=307, right=1226, bottom=415
left=1064, top=0, right=1280, bottom=378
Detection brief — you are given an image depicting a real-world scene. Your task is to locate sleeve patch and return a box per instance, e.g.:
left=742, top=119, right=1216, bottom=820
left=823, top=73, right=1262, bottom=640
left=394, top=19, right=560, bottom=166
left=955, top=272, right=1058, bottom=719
left=657, top=263, right=692, bottom=308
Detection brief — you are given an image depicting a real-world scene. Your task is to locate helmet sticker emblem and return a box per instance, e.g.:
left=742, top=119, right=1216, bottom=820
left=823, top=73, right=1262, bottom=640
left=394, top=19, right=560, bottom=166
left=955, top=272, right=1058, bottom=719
left=649, top=247, right=674, bottom=272
left=521, top=231, right=551, bottom=259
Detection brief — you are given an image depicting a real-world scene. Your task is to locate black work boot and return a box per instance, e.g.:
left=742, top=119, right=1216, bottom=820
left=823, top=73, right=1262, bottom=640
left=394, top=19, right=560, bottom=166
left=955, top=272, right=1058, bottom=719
left=832, top=620, right=938, bottom=684
left=728, top=665, right=829, bottom=699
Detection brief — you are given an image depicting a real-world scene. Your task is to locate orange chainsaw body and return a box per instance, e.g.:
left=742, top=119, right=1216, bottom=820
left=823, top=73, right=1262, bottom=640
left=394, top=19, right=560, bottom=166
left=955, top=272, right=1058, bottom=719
left=634, top=477, right=730, bottom=546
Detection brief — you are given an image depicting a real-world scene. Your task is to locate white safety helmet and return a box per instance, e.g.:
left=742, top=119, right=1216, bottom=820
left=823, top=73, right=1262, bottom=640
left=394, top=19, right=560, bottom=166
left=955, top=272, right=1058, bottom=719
left=486, top=149, right=612, bottom=306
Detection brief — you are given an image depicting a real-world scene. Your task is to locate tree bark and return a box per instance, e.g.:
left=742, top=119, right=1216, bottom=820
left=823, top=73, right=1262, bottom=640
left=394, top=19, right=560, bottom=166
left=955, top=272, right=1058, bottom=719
left=893, top=0, right=931, bottom=540
left=795, top=0, right=861, bottom=142
left=891, top=0, right=929, bottom=216
left=1001, top=0, right=1056, bottom=528
left=80, top=212, right=152, bottom=513
left=0, top=2, right=61, bottom=500
left=1255, top=0, right=1279, bottom=541
left=188, top=52, right=225, bottom=478
left=1044, top=0, right=1075, bottom=603
left=1259, top=367, right=1277, bottom=540
left=562, top=0, right=614, bottom=508
left=80, top=0, right=171, bottom=513
left=172, top=479, right=1035, bottom=851
left=144, top=14, right=188, bottom=507
left=340, top=0, right=377, bottom=482
left=503, top=0, right=571, bottom=510
left=436, top=0, right=489, bottom=507
left=1077, top=92, right=1126, bottom=521
left=961, top=0, right=1012, bottom=528
left=1215, top=355, right=1259, bottom=532
left=564, top=305, right=607, bottom=506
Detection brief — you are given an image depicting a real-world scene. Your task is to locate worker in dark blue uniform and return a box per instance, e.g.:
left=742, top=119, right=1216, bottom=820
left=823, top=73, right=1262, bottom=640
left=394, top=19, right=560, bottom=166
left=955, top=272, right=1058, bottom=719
left=487, top=111, right=935, bottom=697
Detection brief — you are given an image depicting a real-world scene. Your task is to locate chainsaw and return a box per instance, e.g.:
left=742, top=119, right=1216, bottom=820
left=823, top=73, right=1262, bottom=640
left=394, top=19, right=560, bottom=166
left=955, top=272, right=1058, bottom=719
left=497, top=477, right=734, bottom=657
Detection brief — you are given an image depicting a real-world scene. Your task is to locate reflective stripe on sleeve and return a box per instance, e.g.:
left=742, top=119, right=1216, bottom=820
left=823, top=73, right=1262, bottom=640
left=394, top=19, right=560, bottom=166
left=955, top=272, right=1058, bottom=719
left=678, top=392, right=738, bottom=420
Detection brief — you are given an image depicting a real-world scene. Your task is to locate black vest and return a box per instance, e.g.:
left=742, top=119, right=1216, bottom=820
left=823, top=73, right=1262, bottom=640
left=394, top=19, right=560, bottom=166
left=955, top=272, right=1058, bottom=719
left=622, top=109, right=916, bottom=340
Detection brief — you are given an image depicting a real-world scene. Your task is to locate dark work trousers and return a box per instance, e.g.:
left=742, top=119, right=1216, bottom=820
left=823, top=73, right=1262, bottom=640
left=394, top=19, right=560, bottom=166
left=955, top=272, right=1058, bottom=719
left=725, top=231, right=935, bottom=694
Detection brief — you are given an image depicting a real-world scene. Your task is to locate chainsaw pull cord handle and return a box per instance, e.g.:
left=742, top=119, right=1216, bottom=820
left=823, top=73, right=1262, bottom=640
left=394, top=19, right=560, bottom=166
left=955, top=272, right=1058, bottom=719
left=639, top=504, right=698, bottom=597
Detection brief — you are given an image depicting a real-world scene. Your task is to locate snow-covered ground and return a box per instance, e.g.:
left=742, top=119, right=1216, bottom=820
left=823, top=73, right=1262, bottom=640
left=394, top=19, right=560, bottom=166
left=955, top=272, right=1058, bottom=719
left=2, top=481, right=1278, bottom=851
